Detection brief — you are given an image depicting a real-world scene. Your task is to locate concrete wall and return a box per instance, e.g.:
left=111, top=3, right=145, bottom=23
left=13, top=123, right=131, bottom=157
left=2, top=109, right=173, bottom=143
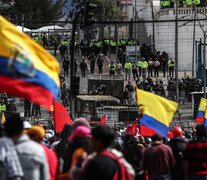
left=132, top=0, right=207, bottom=70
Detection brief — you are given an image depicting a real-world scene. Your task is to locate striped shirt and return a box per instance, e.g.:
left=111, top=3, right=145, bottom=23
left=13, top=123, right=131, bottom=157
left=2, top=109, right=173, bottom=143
left=143, top=142, right=175, bottom=180
left=0, top=137, right=23, bottom=178
left=183, top=140, right=207, bottom=175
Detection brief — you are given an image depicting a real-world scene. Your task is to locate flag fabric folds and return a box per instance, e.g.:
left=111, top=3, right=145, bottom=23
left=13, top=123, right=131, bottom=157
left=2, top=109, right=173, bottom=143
left=204, top=107, right=207, bottom=127
left=54, top=101, right=73, bottom=132
left=196, top=97, right=207, bottom=124
left=139, top=125, right=156, bottom=137
left=125, top=120, right=138, bottom=136
left=100, top=115, right=106, bottom=125
left=0, top=16, right=60, bottom=109
left=136, top=88, right=178, bottom=137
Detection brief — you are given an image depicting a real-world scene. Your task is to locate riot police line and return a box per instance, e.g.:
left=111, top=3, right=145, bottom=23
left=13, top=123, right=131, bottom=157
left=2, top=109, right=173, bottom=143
left=134, top=76, right=203, bottom=104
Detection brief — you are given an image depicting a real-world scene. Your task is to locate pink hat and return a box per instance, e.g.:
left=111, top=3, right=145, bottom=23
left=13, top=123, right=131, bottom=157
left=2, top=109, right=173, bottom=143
left=68, top=125, right=91, bottom=141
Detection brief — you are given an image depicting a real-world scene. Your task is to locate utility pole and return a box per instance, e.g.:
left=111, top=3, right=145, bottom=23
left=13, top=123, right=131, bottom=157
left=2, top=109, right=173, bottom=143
left=126, top=0, right=128, bottom=39
left=192, top=6, right=196, bottom=77
left=135, top=0, right=138, bottom=61
left=115, top=0, right=119, bottom=62
left=150, top=0, right=155, bottom=52
left=175, top=0, right=179, bottom=101
left=203, top=31, right=206, bottom=98
left=70, top=14, right=79, bottom=118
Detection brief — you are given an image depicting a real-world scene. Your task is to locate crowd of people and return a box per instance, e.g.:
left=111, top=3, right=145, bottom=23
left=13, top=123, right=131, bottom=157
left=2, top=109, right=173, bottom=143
left=0, top=114, right=207, bottom=180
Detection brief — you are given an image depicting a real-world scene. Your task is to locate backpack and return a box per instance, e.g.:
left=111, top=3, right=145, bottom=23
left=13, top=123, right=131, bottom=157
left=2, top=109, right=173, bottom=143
left=101, top=149, right=135, bottom=180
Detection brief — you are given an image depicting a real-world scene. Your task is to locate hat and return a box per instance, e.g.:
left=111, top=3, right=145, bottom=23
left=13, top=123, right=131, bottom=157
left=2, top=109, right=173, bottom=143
left=23, top=121, right=32, bottom=129
left=72, top=118, right=90, bottom=131
left=27, top=126, right=45, bottom=140
left=68, top=125, right=91, bottom=141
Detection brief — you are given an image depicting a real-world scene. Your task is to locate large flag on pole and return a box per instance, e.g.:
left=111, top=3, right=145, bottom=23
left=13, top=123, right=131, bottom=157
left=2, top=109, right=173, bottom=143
left=196, top=97, right=207, bottom=123
left=54, top=101, right=73, bottom=132
left=136, top=88, right=178, bottom=137
left=0, top=16, right=60, bottom=109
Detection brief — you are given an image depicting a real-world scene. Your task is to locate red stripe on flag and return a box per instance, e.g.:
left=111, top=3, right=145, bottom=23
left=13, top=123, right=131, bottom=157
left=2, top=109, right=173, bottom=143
left=0, top=75, right=54, bottom=109
left=195, top=117, right=204, bottom=124
left=140, top=125, right=157, bottom=137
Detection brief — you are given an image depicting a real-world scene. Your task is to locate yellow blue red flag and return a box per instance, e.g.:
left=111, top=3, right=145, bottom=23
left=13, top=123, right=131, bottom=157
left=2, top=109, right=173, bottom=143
left=204, top=106, right=207, bottom=127
left=136, top=88, right=178, bottom=137
left=0, top=16, right=60, bottom=109
left=196, top=97, right=207, bottom=124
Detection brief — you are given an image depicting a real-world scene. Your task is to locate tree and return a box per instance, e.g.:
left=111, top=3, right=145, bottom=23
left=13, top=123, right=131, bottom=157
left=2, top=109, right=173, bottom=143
left=5, top=0, right=67, bottom=29
left=0, top=0, right=15, bottom=15
left=89, top=0, right=118, bottom=21
left=81, top=0, right=119, bottom=40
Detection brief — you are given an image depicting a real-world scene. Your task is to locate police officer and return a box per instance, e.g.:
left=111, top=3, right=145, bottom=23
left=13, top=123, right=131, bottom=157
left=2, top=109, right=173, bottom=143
left=140, top=57, right=148, bottom=80
left=108, top=61, right=116, bottom=77
left=137, top=60, right=142, bottom=77
left=178, top=79, right=186, bottom=105
left=62, top=57, right=70, bottom=77
left=97, top=54, right=104, bottom=74
left=124, top=61, right=132, bottom=81
left=168, top=58, right=175, bottom=77
left=154, top=58, right=160, bottom=77
left=79, top=58, right=87, bottom=78
left=89, top=53, right=96, bottom=74
left=167, top=77, right=176, bottom=100
left=132, top=62, right=138, bottom=81
left=0, top=99, right=6, bottom=115
left=148, top=58, right=154, bottom=77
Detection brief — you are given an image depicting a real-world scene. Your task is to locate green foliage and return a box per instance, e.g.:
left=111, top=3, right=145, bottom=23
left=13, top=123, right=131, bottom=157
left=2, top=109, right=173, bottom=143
left=0, top=0, right=14, bottom=14
left=82, top=0, right=118, bottom=40
left=89, top=0, right=118, bottom=21
left=4, top=0, right=66, bottom=29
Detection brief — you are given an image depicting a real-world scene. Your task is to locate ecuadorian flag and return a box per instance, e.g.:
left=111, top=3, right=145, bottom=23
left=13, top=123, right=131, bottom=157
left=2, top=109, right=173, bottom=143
left=196, top=97, right=207, bottom=124
left=204, top=108, right=207, bottom=127
left=136, top=88, right=178, bottom=137
left=0, top=16, right=60, bottom=109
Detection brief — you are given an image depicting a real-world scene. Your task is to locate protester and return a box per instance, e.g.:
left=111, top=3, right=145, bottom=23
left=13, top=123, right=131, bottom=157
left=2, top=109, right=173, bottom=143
left=170, top=126, right=188, bottom=180
left=79, top=125, right=135, bottom=180
left=62, top=118, right=91, bottom=173
left=183, top=124, right=207, bottom=179
left=27, top=126, right=59, bottom=180
left=58, top=125, right=92, bottom=180
left=143, top=134, right=175, bottom=180
left=122, top=133, right=146, bottom=180
left=0, top=127, right=23, bottom=180
left=4, top=114, right=49, bottom=180
left=55, top=124, right=72, bottom=172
